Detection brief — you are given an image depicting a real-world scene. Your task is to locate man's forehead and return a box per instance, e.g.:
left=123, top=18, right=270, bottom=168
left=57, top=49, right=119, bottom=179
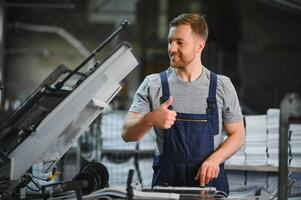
left=167, top=36, right=185, bottom=41
left=168, top=25, right=193, bottom=39
left=169, top=25, right=192, bottom=32
left=168, top=25, right=202, bottom=41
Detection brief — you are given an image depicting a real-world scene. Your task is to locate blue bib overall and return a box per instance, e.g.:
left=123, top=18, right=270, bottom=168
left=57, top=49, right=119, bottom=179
left=151, top=71, right=229, bottom=196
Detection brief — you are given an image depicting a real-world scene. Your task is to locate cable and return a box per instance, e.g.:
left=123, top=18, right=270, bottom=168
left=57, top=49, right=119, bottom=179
left=0, top=190, right=11, bottom=200
left=26, top=185, right=40, bottom=193
left=30, top=178, right=42, bottom=191
left=29, top=166, right=60, bottom=182
left=31, top=174, right=49, bottom=182
left=19, top=173, right=42, bottom=193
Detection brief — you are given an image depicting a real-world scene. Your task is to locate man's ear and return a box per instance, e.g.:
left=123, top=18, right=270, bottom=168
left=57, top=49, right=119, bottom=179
left=196, top=39, right=206, bottom=53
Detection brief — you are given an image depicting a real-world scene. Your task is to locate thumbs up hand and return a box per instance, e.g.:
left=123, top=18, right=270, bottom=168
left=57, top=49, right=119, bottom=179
left=160, top=96, right=173, bottom=110
left=151, top=96, right=177, bottom=129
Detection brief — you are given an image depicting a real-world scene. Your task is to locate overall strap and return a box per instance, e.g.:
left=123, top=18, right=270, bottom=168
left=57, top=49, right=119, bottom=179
left=206, top=72, right=219, bottom=135
left=160, top=71, right=170, bottom=97
left=159, top=71, right=172, bottom=109
left=206, top=72, right=217, bottom=112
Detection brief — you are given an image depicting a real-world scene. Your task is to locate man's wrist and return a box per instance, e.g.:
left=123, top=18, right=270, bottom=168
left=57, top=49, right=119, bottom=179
left=209, top=150, right=224, bottom=165
left=143, top=112, right=155, bottom=127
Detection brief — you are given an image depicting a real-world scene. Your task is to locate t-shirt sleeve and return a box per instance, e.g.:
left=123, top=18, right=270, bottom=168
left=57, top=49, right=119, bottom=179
left=221, top=77, right=243, bottom=124
left=128, top=77, right=151, bottom=115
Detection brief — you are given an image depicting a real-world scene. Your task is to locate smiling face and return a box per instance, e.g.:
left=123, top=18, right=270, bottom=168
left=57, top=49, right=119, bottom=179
left=168, top=24, right=204, bottom=69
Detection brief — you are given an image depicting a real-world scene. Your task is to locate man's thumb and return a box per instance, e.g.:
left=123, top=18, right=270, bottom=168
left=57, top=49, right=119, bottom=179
left=162, top=96, right=173, bottom=108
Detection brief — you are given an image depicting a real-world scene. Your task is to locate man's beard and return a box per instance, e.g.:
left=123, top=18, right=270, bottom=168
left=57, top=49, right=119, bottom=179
left=170, top=62, right=183, bottom=68
left=169, top=55, right=184, bottom=68
left=170, top=55, right=194, bottom=68
left=171, top=64, right=183, bottom=69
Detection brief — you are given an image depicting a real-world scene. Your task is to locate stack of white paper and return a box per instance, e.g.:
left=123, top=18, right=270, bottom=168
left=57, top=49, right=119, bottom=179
left=246, top=172, right=267, bottom=188
left=290, top=173, right=301, bottom=195
left=228, top=187, right=268, bottom=199
left=289, top=124, right=301, bottom=167
left=138, top=128, right=156, bottom=150
left=267, top=109, right=280, bottom=166
left=101, top=110, right=137, bottom=150
left=267, top=173, right=277, bottom=193
left=227, top=149, right=246, bottom=165
left=245, top=115, right=267, bottom=165
left=226, top=171, right=246, bottom=190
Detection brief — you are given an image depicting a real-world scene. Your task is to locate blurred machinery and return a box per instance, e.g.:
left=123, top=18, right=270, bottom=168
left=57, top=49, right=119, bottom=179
left=0, top=20, right=139, bottom=199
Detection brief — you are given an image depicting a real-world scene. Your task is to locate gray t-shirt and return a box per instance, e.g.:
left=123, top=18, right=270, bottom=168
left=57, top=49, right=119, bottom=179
left=129, top=67, right=243, bottom=155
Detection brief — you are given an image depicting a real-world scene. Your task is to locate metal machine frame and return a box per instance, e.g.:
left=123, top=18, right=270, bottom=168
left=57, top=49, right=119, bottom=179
left=0, top=21, right=139, bottom=198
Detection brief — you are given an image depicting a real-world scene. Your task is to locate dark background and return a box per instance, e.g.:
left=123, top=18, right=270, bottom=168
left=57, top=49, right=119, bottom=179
left=1, top=0, right=301, bottom=116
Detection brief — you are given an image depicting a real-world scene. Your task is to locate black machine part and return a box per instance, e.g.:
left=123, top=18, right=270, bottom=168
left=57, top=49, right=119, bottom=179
left=73, top=162, right=109, bottom=195
left=80, top=162, right=109, bottom=190
left=0, top=64, right=70, bottom=156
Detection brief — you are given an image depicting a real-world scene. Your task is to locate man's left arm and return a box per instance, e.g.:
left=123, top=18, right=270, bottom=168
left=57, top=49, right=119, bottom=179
left=194, top=119, right=245, bottom=186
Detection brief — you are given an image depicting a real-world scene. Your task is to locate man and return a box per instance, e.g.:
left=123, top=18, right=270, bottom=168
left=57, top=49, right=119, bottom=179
left=122, top=13, right=245, bottom=196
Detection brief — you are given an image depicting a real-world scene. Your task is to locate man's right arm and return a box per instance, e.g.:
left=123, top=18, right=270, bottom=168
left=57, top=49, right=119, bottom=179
left=122, top=112, right=154, bottom=142
left=122, top=97, right=176, bottom=142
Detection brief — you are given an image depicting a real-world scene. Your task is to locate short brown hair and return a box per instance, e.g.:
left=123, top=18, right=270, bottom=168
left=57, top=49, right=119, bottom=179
left=170, top=13, right=208, bottom=41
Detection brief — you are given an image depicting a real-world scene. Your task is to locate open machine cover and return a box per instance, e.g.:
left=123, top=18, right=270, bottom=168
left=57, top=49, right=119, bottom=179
left=0, top=42, right=139, bottom=180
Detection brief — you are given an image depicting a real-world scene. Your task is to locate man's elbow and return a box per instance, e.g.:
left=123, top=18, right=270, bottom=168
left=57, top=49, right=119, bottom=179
left=121, top=134, right=128, bottom=142
left=121, top=128, right=141, bottom=142
left=121, top=129, right=131, bottom=142
left=238, top=128, right=246, bottom=148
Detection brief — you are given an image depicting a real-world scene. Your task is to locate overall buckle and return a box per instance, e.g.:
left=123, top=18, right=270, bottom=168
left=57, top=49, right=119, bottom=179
left=206, top=98, right=216, bottom=110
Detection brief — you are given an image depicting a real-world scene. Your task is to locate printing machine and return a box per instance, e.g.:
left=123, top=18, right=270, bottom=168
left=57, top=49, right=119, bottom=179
left=0, top=20, right=139, bottom=199
left=0, top=19, right=239, bottom=200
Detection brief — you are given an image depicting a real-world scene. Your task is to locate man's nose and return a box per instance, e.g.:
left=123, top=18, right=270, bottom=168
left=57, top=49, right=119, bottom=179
left=169, top=43, right=177, bottom=53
